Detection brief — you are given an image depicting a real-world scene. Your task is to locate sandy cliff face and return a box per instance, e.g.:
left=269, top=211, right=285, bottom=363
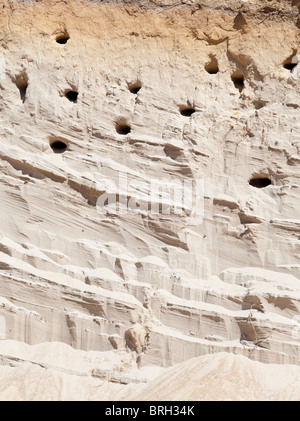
left=0, top=0, right=300, bottom=400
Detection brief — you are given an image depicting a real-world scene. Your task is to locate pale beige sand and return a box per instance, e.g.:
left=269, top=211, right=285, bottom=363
left=0, top=0, right=300, bottom=400
left=1, top=351, right=300, bottom=401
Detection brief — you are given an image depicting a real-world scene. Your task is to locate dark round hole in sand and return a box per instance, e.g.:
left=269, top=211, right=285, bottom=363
left=65, top=91, right=78, bottom=103
left=231, top=71, right=245, bottom=92
left=179, top=106, right=196, bottom=117
left=128, top=81, right=142, bottom=94
left=249, top=177, right=271, bottom=188
left=115, top=122, right=131, bottom=135
left=284, top=62, right=297, bottom=71
left=50, top=140, right=67, bottom=153
left=205, top=57, right=219, bottom=74
left=56, top=35, right=70, bottom=44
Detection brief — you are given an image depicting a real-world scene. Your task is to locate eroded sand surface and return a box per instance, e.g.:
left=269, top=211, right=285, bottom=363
left=0, top=0, right=300, bottom=400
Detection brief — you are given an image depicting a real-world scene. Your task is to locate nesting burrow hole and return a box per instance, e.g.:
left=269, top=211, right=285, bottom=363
left=50, top=139, right=68, bottom=153
left=231, top=70, right=245, bottom=92
left=115, top=120, right=131, bottom=135
left=283, top=51, right=298, bottom=72
left=14, top=72, right=28, bottom=103
left=249, top=175, right=272, bottom=188
left=205, top=56, right=219, bottom=74
left=65, top=90, right=78, bottom=103
left=179, top=105, right=196, bottom=117
left=55, top=31, right=70, bottom=44
left=128, top=81, right=142, bottom=94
